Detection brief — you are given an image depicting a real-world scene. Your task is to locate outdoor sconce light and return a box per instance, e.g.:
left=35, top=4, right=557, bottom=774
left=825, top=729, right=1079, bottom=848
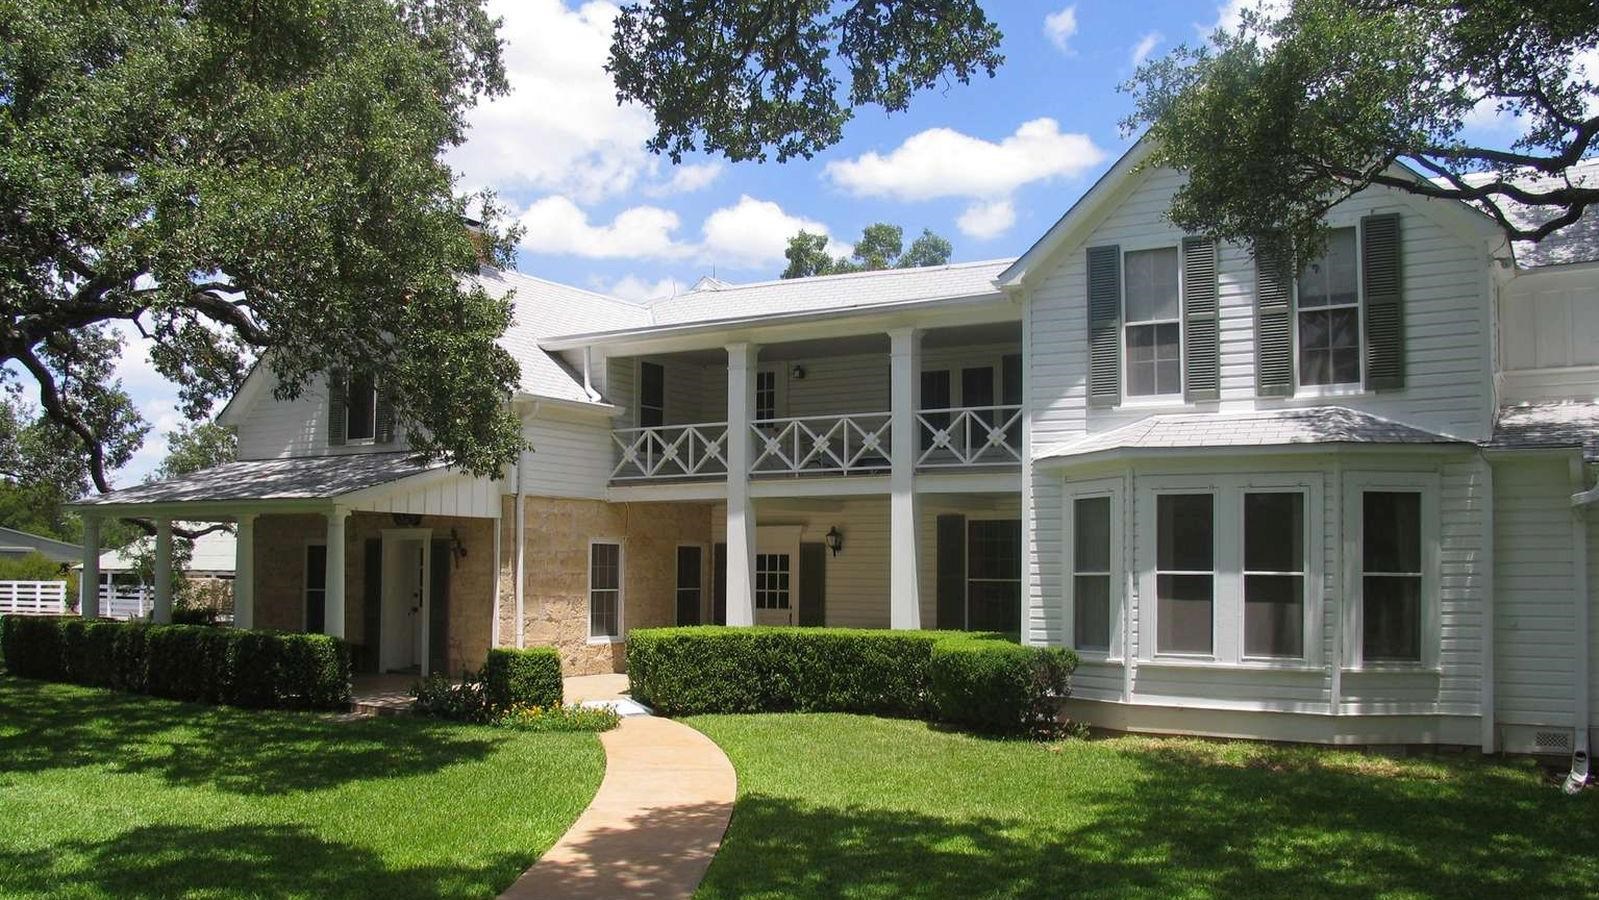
left=824, top=526, right=843, bottom=557
left=391, top=512, right=422, bottom=528
left=449, top=528, right=468, bottom=562
left=790, top=364, right=806, bottom=380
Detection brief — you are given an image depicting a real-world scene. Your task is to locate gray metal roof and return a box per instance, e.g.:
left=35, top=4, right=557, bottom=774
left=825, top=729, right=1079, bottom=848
left=0, top=526, right=82, bottom=562
left=1459, top=158, right=1599, bottom=268
left=1487, top=401, right=1599, bottom=461
left=75, top=452, right=441, bottom=507
left=1040, top=407, right=1465, bottom=461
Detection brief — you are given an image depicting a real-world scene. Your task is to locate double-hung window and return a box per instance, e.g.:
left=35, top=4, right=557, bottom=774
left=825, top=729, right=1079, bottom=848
left=1124, top=247, right=1182, bottom=397
left=967, top=519, right=1022, bottom=633
left=1360, top=491, right=1423, bottom=663
left=638, top=362, right=665, bottom=428
left=1297, top=227, right=1361, bottom=386
left=589, top=542, right=622, bottom=640
left=304, top=544, right=327, bottom=634
left=345, top=373, right=378, bottom=442
left=1242, top=491, right=1306, bottom=658
left=1070, top=493, right=1116, bottom=653
left=755, top=369, right=778, bottom=421
left=1155, top=493, right=1214, bottom=655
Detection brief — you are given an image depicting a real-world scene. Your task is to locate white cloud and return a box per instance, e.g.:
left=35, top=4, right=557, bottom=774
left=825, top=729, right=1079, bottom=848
left=825, top=119, right=1104, bottom=202
left=643, top=163, right=723, bottom=198
left=607, top=275, right=680, bottom=302
left=956, top=200, right=1016, bottom=240
left=700, top=196, right=832, bottom=269
left=1043, top=6, right=1078, bottom=54
left=519, top=194, right=834, bottom=270
left=448, top=0, right=661, bottom=203
left=1131, top=32, right=1163, bottom=67
left=518, top=195, right=688, bottom=260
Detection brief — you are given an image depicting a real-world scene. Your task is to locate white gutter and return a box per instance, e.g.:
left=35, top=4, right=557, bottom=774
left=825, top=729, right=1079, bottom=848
left=1568, top=456, right=1592, bottom=793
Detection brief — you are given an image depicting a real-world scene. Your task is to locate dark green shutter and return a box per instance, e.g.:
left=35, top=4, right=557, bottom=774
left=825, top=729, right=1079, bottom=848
left=373, top=385, right=395, bottom=444
left=429, top=540, right=451, bottom=675
left=1254, top=238, right=1295, bottom=398
left=712, top=543, right=727, bottom=626
left=1086, top=245, right=1122, bottom=408
left=1361, top=213, right=1405, bottom=391
left=327, top=370, right=348, bottom=446
left=936, top=514, right=967, bottom=630
left=361, top=539, right=382, bottom=673
left=1182, top=237, right=1220, bottom=402
left=798, top=543, right=826, bottom=627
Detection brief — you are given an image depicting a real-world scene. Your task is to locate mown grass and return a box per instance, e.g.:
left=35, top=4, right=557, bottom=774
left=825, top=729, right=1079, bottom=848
left=0, top=677, right=604, bottom=899
left=689, top=712, right=1599, bottom=899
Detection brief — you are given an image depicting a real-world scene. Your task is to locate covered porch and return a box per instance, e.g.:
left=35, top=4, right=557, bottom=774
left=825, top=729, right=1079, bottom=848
left=69, top=452, right=505, bottom=676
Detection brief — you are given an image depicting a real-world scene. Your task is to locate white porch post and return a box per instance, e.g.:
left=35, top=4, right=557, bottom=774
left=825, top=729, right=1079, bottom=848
left=234, top=514, right=256, bottom=630
left=324, top=509, right=348, bottom=638
left=725, top=342, right=758, bottom=626
left=152, top=517, right=174, bottom=624
left=80, top=515, right=101, bottom=619
left=889, top=326, right=923, bottom=630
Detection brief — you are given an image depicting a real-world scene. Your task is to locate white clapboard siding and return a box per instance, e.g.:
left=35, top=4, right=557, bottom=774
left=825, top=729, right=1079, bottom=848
left=1498, top=264, right=1599, bottom=403
left=523, top=413, right=612, bottom=500
left=1494, top=456, right=1580, bottom=727
left=235, top=372, right=408, bottom=461
left=0, top=581, right=67, bottom=616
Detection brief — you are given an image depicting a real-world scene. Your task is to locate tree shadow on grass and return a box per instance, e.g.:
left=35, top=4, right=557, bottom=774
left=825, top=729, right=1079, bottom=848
left=697, top=744, right=1599, bottom=899
left=0, top=823, right=529, bottom=900
left=0, top=677, right=503, bottom=796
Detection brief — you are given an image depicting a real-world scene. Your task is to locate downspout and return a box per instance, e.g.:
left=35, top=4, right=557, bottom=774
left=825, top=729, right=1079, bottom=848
left=515, top=446, right=528, bottom=649
left=1479, top=453, right=1495, bottom=754
left=1568, top=458, right=1592, bottom=794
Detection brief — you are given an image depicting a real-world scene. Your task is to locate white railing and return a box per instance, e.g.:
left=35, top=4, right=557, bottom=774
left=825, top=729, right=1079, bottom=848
left=750, top=413, right=893, bottom=476
left=100, top=584, right=153, bottom=620
left=612, top=422, right=730, bottom=481
left=0, top=581, right=67, bottom=616
left=916, top=404, right=1024, bottom=468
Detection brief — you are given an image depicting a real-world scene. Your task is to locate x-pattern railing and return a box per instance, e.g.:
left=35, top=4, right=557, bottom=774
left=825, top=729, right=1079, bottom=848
left=611, top=422, right=730, bottom=480
left=915, top=404, right=1023, bottom=467
left=750, top=413, right=892, bottom=476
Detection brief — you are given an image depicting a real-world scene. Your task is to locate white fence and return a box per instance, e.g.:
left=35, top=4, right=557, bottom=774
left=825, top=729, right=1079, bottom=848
left=0, top=581, right=68, bottom=616
left=100, top=585, right=153, bottom=620
left=750, top=414, right=893, bottom=476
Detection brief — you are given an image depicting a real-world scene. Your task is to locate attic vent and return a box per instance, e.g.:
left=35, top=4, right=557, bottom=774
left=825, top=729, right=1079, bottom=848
left=1534, top=730, right=1572, bottom=753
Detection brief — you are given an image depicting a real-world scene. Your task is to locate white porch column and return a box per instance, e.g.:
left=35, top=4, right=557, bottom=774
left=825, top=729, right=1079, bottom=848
left=324, top=509, right=348, bottom=638
left=725, top=342, right=758, bottom=626
left=152, top=517, right=174, bottom=624
left=889, top=327, right=923, bottom=630
left=80, top=516, right=101, bottom=619
left=233, top=514, right=256, bottom=630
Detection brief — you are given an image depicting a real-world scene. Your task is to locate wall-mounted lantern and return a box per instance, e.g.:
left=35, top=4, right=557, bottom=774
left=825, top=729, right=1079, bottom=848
left=824, top=526, right=843, bottom=557
left=791, top=364, right=806, bottom=380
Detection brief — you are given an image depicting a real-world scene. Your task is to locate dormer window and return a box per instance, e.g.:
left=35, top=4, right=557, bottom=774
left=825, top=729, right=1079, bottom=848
left=328, top=369, right=390, bottom=446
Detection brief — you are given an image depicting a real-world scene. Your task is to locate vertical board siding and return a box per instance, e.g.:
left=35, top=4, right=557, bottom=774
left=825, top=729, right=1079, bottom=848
left=1498, top=265, right=1599, bottom=402
left=1494, top=457, right=1578, bottom=727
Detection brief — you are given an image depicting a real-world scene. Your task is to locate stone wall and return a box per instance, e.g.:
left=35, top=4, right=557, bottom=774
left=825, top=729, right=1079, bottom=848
left=496, top=497, right=714, bottom=676
left=250, top=511, right=496, bottom=674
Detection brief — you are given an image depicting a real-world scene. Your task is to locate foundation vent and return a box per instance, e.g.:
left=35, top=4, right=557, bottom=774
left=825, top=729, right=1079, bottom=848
left=1534, top=730, right=1572, bottom=754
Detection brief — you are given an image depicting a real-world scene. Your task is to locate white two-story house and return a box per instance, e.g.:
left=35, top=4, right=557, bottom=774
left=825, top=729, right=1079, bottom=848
left=73, top=141, right=1599, bottom=762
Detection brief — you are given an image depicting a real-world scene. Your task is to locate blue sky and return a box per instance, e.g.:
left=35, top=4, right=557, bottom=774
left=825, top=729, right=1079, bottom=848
left=99, top=0, right=1543, bottom=483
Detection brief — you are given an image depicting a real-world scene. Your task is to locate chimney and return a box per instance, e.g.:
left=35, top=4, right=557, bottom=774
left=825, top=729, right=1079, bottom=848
left=463, top=216, right=493, bottom=268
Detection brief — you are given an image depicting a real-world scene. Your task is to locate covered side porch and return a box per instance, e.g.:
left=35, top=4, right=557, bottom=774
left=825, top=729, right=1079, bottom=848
left=70, top=453, right=504, bottom=676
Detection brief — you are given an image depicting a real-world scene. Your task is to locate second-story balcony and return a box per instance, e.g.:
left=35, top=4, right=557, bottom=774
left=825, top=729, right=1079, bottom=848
left=607, top=323, right=1023, bottom=484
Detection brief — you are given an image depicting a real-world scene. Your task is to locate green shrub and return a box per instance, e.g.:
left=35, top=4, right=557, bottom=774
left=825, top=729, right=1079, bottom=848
left=412, top=671, right=492, bottom=721
left=628, top=626, right=1077, bottom=737
left=482, top=647, right=563, bottom=713
left=928, top=637, right=1077, bottom=737
left=0, top=615, right=350, bottom=711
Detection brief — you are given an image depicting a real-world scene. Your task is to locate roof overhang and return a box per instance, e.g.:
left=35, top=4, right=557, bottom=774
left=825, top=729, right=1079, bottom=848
left=539, top=290, right=1015, bottom=355
left=1037, top=440, right=1474, bottom=470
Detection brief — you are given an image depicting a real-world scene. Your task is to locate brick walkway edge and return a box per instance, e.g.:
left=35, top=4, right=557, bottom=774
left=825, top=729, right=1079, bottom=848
left=500, top=715, right=737, bottom=899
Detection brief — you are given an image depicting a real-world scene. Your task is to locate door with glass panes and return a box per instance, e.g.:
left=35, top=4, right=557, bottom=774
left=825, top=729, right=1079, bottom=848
left=754, top=527, right=801, bottom=625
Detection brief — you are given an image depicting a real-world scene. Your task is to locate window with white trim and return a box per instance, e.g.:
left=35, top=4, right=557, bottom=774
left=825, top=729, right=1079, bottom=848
left=1155, top=493, right=1214, bottom=654
left=1297, top=227, right=1360, bottom=386
left=1243, top=491, right=1306, bottom=658
left=1072, top=496, right=1113, bottom=652
left=589, top=542, right=621, bottom=638
left=755, top=552, right=790, bottom=610
left=1360, top=491, right=1423, bottom=662
left=346, top=372, right=378, bottom=441
left=1124, top=247, right=1182, bottom=397
left=755, top=369, right=778, bottom=421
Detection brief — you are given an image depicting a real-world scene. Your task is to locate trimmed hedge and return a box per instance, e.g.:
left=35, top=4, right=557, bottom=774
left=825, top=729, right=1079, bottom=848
left=628, top=626, right=1077, bottom=735
left=482, top=647, right=563, bottom=712
left=0, top=615, right=351, bottom=710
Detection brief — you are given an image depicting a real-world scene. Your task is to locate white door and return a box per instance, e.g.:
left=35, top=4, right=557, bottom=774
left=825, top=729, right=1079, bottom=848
left=381, top=536, right=429, bottom=672
left=754, top=526, right=801, bottom=626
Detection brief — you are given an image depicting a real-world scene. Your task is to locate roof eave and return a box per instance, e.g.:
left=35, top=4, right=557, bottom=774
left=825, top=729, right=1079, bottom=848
left=1036, top=440, right=1474, bottom=468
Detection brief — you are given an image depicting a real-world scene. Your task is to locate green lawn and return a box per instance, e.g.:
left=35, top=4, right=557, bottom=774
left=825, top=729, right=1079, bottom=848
left=0, top=677, right=604, bottom=899
left=689, top=713, right=1599, bottom=899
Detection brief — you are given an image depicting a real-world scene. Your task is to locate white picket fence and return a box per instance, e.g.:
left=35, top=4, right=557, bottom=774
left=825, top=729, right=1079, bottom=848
left=0, top=581, right=68, bottom=616
left=100, top=585, right=153, bottom=620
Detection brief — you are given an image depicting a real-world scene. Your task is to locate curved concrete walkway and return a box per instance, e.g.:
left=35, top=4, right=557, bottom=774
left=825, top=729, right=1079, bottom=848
left=500, top=713, right=737, bottom=899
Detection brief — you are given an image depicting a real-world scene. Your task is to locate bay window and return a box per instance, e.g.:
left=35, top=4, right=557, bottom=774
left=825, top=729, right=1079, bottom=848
left=1360, top=490, right=1424, bottom=662
left=1243, top=491, right=1306, bottom=659
left=1156, top=493, right=1214, bottom=655
left=1071, top=495, right=1113, bottom=653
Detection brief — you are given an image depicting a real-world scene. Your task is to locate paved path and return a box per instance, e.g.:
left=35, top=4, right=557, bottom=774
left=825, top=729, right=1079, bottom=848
left=500, top=704, right=736, bottom=899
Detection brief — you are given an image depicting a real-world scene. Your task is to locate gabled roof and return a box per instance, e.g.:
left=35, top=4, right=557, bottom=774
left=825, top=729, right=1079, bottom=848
left=0, top=526, right=82, bottom=562
left=1487, top=401, right=1599, bottom=461
left=74, top=452, right=442, bottom=507
left=1039, top=407, right=1465, bottom=462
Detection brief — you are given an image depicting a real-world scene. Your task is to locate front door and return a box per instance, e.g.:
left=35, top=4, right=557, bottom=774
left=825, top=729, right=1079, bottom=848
left=381, top=536, right=429, bottom=673
left=754, top=526, right=802, bottom=626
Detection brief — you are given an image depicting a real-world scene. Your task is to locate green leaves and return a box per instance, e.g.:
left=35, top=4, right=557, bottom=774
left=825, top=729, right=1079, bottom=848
left=608, top=0, right=1003, bottom=163
left=2, top=0, right=524, bottom=487
left=781, top=223, right=953, bottom=279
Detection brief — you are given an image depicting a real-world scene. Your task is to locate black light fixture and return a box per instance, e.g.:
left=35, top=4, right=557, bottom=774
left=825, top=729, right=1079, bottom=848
left=391, top=513, right=422, bottom=528
left=790, top=364, right=806, bottom=380
left=824, top=526, right=843, bottom=557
